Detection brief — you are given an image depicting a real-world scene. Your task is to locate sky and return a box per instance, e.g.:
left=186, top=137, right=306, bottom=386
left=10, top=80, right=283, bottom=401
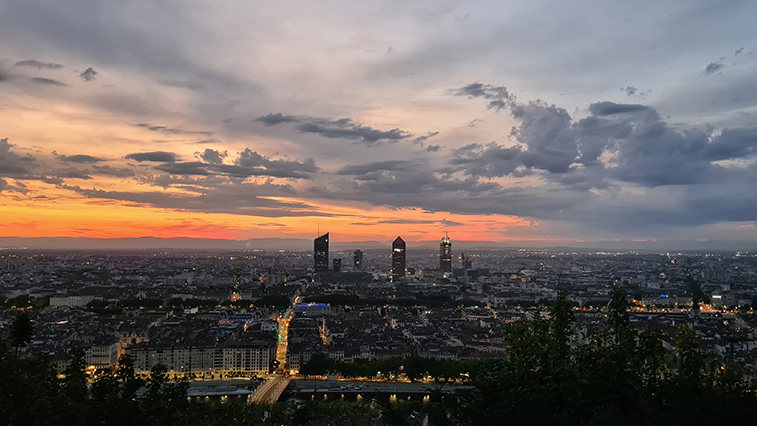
left=0, top=0, right=756, bottom=249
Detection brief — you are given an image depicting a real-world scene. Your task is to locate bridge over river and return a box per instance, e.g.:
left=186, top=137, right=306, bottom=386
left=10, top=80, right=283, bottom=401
left=188, top=378, right=473, bottom=405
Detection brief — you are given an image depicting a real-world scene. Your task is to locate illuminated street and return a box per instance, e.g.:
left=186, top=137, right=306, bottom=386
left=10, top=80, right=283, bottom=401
left=275, top=309, right=293, bottom=373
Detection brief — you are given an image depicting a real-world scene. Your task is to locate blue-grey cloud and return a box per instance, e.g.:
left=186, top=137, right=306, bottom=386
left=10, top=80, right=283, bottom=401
left=0, top=138, right=38, bottom=178
left=255, top=113, right=413, bottom=144
left=295, top=118, right=411, bottom=144
left=454, top=82, right=516, bottom=110
left=62, top=184, right=336, bottom=218
left=132, top=123, right=212, bottom=136
left=412, top=131, right=439, bottom=144
left=53, top=152, right=105, bottom=163
left=254, top=113, right=299, bottom=126
left=125, top=151, right=181, bottom=162
left=91, top=165, right=135, bottom=178
left=704, top=61, right=723, bottom=74
left=79, top=66, right=98, bottom=81
left=198, top=148, right=227, bottom=165
left=151, top=148, right=317, bottom=179
left=31, top=77, right=66, bottom=86
left=449, top=142, right=523, bottom=177
left=233, top=148, right=317, bottom=178
left=14, top=59, right=63, bottom=69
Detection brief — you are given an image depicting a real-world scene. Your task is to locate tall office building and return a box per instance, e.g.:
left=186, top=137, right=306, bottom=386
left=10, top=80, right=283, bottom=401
left=333, top=258, right=342, bottom=273
left=461, top=252, right=472, bottom=270
left=391, top=236, right=406, bottom=280
left=440, top=233, right=452, bottom=273
left=314, top=233, right=329, bottom=273
left=353, top=249, right=363, bottom=270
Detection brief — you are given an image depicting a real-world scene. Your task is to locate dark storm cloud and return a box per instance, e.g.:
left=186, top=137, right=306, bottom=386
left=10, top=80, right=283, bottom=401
left=91, top=165, right=135, bottom=178
left=296, top=118, right=411, bottom=144
left=232, top=148, right=317, bottom=178
left=454, top=82, right=516, bottom=110
left=125, top=151, right=181, bottom=162
left=413, top=131, right=440, bottom=143
left=2, top=138, right=131, bottom=184
left=0, top=138, right=38, bottom=178
left=312, top=163, right=576, bottom=219
left=52, top=167, right=92, bottom=180
left=154, top=162, right=210, bottom=175
left=509, top=101, right=579, bottom=173
left=53, top=152, right=105, bottom=163
left=704, top=127, right=757, bottom=160
left=589, top=102, right=651, bottom=116
left=450, top=142, right=523, bottom=177
left=254, top=113, right=299, bottom=126
left=255, top=113, right=413, bottom=144
left=310, top=82, right=752, bottom=231
left=149, top=149, right=317, bottom=179
left=31, top=77, right=66, bottom=86
left=704, top=61, right=724, bottom=74
left=14, top=59, right=63, bottom=69
left=0, top=178, right=28, bottom=194
left=455, top=82, right=745, bottom=185
left=199, top=148, right=227, bottom=165
left=132, top=123, right=212, bottom=136
left=79, top=67, right=98, bottom=81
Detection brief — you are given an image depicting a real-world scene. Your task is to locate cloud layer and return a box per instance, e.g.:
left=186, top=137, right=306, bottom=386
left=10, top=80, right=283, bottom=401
left=0, top=1, right=755, bottom=246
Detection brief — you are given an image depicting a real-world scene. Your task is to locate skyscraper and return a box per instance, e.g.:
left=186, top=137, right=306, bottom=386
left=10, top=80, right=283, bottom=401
left=461, top=252, right=472, bottom=270
left=333, top=258, right=342, bottom=273
left=391, top=236, right=406, bottom=280
left=440, top=233, right=452, bottom=273
left=314, top=233, right=329, bottom=273
left=353, top=249, right=363, bottom=270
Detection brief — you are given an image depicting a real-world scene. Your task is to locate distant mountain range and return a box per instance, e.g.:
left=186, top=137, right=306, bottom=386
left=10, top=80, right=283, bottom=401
left=0, top=236, right=752, bottom=252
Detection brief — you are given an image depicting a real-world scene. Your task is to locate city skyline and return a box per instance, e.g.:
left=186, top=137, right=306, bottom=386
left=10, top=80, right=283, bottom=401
left=1, top=2, right=756, bottom=249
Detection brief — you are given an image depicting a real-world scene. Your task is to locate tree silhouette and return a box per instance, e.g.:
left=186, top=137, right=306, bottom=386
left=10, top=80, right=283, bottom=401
left=10, top=311, right=34, bottom=351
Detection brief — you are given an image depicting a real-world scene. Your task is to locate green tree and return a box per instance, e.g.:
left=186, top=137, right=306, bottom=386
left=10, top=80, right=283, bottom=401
left=300, top=353, right=334, bottom=377
left=57, top=348, right=89, bottom=424
left=10, top=311, right=34, bottom=351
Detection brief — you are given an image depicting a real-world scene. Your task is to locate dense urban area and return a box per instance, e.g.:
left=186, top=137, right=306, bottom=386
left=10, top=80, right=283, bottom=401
left=2, top=237, right=757, bottom=424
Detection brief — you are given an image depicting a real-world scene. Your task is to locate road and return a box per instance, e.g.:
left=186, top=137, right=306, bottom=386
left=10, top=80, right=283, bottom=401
left=275, top=310, right=292, bottom=372
left=250, top=375, right=291, bottom=404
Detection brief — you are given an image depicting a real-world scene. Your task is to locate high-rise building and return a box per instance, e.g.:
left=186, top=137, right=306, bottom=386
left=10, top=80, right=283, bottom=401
left=440, top=233, right=452, bottom=273
left=461, top=252, right=472, bottom=270
left=333, top=258, right=342, bottom=273
left=391, top=236, right=406, bottom=280
left=314, top=233, right=329, bottom=273
left=353, top=249, right=363, bottom=270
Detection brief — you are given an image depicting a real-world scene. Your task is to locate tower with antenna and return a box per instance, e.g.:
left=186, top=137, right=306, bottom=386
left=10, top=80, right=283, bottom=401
left=440, top=231, right=452, bottom=273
